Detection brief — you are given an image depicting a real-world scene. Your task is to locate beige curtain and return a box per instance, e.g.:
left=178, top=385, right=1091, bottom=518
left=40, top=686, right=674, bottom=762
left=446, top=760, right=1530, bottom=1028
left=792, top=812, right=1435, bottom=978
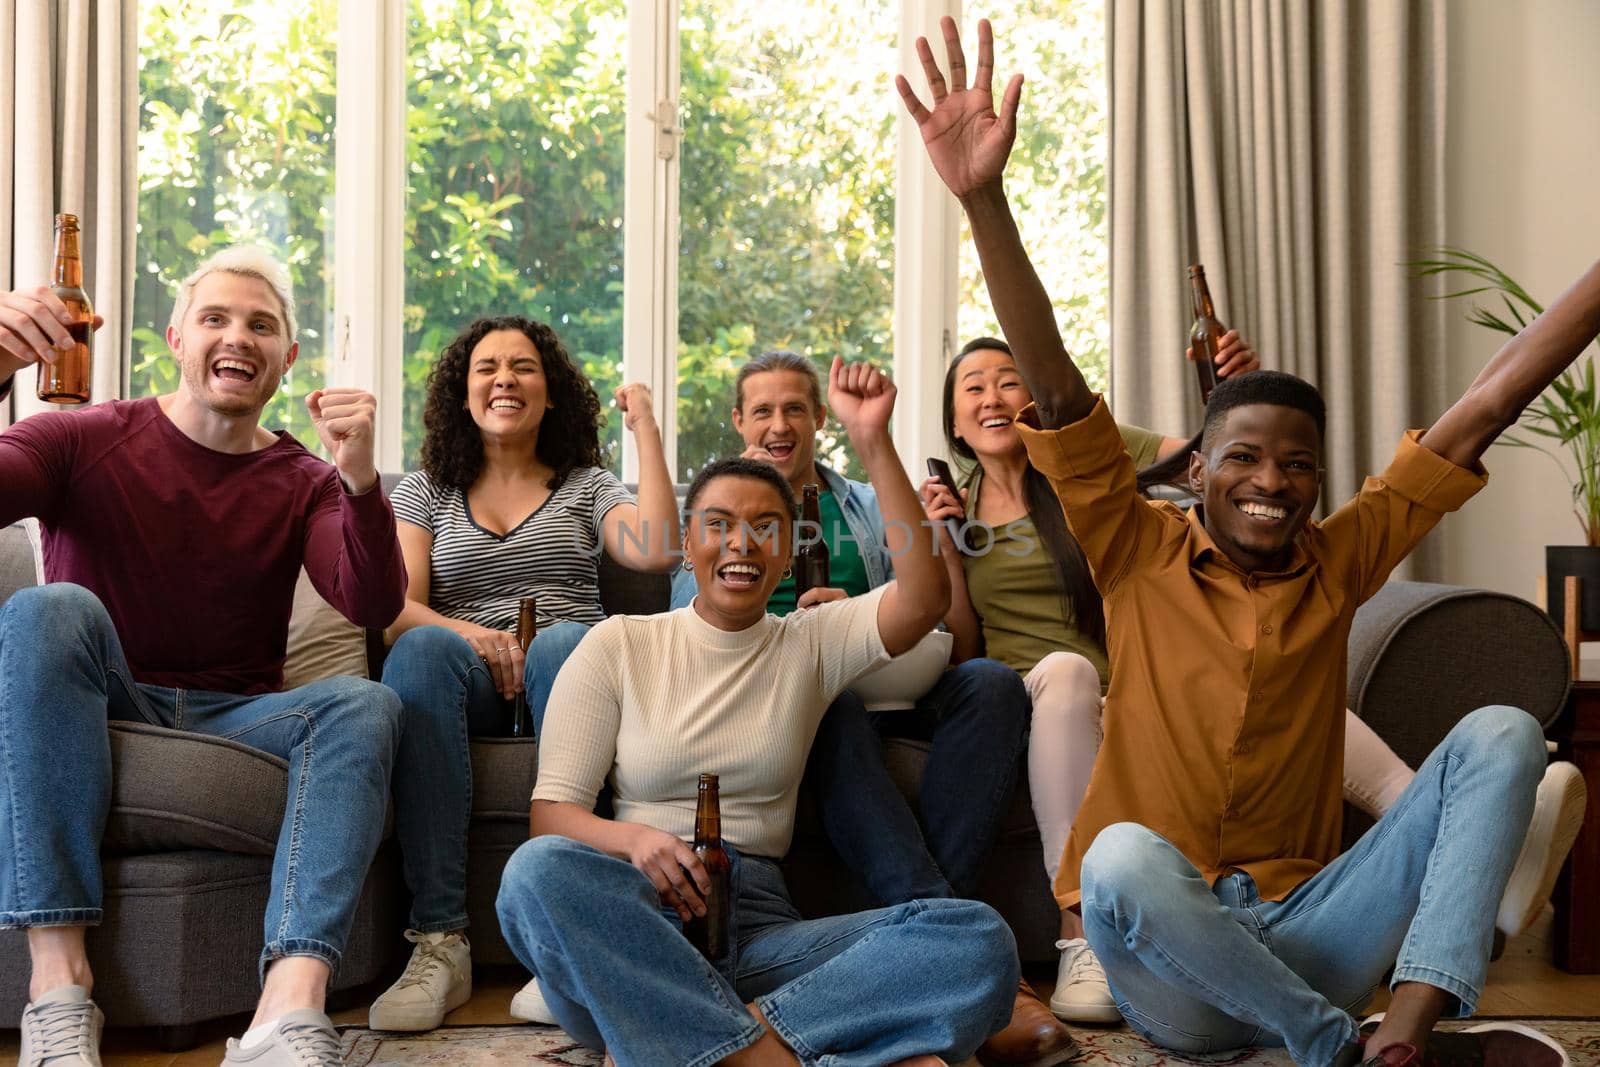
left=1107, top=0, right=1448, bottom=570
left=1, top=0, right=137, bottom=426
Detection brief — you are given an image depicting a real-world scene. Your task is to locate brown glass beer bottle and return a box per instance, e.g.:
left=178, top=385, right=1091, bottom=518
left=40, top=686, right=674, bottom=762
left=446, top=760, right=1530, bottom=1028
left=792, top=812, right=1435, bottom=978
left=38, top=214, right=93, bottom=404
left=1188, top=264, right=1227, bottom=405
left=682, top=773, right=732, bottom=961
left=793, top=483, right=830, bottom=599
left=510, top=596, right=537, bottom=738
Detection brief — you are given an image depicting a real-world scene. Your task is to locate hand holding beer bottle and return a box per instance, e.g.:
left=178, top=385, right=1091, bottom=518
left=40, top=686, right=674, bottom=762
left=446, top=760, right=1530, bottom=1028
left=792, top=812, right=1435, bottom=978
left=682, top=773, right=732, bottom=962
left=0, top=216, right=103, bottom=395
left=1185, top=264, right=1260, bottom=399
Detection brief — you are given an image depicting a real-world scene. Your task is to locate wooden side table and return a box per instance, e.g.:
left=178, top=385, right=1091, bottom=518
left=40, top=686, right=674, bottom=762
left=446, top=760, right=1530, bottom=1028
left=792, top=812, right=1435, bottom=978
left=1552, top=674, right=1600, bottom=973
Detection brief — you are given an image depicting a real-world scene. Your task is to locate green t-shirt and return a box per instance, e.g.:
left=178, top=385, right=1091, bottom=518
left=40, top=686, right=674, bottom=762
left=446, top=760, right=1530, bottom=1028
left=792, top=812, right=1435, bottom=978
left=766, top=488, right=872, bottom=617
left=960, top=422, right=1166, bottom=678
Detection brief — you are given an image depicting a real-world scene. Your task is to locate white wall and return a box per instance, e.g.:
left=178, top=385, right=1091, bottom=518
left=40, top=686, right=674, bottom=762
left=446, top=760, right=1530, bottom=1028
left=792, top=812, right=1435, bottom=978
left=1439, top=0, right=1600, bottom=602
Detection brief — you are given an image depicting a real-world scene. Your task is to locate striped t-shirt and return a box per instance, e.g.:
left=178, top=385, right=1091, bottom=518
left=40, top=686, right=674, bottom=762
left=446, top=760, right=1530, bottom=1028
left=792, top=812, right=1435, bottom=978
left=390, top=466, right=633, bottom=632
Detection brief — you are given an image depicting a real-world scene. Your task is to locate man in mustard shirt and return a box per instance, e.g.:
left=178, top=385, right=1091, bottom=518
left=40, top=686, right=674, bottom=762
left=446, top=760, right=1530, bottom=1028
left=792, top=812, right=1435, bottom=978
left=899, top=18, right=1595, bottom=1067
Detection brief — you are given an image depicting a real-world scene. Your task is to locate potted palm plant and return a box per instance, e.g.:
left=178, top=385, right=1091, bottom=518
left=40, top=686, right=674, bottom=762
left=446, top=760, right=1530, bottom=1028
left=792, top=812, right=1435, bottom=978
left=1415, top=248, right=1600, bottom=629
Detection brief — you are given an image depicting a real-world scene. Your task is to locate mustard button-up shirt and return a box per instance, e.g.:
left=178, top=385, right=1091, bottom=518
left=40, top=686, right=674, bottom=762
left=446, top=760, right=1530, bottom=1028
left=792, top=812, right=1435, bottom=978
left=1017, top=397, right=1487, bottom=908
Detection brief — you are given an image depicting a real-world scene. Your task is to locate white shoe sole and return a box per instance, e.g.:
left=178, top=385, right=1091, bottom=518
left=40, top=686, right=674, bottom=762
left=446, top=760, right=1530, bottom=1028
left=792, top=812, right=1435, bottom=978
left=510, top=979, right=559, bottom=1025
left=1462, top=1020, right=1572, bottom=1065
left=1497, top=762, right=1588, bottom=938
left=368, top=977, right=472, bottom=1032
left=1047, top=996, right=1123, bottom=1025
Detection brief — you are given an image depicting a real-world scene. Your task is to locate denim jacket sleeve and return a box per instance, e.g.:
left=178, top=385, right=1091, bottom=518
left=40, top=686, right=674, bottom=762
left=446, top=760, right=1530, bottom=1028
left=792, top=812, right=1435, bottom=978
left=818, top=465, right=894, bottom=589
left=669, top=563, right=697, bottom=610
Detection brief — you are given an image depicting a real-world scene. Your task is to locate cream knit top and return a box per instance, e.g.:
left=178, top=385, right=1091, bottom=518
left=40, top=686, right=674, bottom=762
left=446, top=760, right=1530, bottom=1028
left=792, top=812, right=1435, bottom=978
left=532, top=585, right=891, bottom=858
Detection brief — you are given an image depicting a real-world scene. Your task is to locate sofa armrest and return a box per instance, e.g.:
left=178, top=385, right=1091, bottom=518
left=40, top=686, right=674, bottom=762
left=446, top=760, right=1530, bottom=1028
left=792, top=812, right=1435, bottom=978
left=1347, top=581, right=1570, bottom=770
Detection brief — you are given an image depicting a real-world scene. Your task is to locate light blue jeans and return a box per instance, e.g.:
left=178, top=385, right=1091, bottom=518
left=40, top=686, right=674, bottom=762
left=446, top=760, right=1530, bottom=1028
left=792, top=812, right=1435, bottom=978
left=1079, top=705, right=1546, bottom=1067
left=497, top=835, right=1018, bottom=1067
left=381, top=621, right=589, bottom=932
left=0, top=584, right=401, bottom=979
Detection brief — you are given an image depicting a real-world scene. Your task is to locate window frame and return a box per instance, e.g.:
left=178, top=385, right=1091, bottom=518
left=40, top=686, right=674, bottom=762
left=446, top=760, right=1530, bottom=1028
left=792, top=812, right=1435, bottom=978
left=327, top=0, right=962, bottom=477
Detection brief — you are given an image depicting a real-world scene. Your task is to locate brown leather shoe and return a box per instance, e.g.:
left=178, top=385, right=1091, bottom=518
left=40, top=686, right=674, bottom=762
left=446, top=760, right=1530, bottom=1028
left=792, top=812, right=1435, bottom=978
left=975, top=979, right=1079, bottom=1067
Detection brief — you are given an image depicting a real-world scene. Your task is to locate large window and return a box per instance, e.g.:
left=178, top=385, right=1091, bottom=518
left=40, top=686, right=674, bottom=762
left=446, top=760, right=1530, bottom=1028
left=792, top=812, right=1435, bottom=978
left=133, top=0, right=337, bottom=448
left=131, top=1, right=1108, bottom=476
left=674, top=0, right=897, bottom=481
left=403, top=0, right=628, bottom=469
left=959, top=0, right=1108, bottom=394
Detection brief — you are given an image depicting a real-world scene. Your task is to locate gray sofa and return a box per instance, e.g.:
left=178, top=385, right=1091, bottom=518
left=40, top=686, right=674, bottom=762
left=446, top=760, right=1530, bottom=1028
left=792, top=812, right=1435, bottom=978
left=0, top=515, right=1573, bottom=1047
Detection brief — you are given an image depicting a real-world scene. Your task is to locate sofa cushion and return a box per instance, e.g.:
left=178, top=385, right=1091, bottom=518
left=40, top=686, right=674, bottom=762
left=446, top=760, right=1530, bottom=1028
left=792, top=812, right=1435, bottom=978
left=470, top=738, right=539, bottom=822
left=103, top=722, right=287, bottom=856
left=1348, top=581, right=1570, bottom=766
left=282, top=567, right=369, bottom=689
left=0, top=522, right=40, bottom=606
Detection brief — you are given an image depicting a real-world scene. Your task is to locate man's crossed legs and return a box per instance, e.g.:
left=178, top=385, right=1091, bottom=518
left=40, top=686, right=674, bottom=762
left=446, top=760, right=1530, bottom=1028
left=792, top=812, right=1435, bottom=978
left=1079, top=705, right=1567, bottom=1067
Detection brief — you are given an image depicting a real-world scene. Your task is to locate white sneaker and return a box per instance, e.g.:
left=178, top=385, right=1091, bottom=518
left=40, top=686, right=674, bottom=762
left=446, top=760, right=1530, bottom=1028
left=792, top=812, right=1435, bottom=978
left=509, top=976, right=559, bottom=1025
left=1497, top=761, right=1588, bottom=938
left=19, top=984, right=103, bottom=1067
left=222, top=1009, right=343, bottom=1066
left=1049, top=938, right=1122, bottom=1024
left=367, top=929, right=473, bottom=1032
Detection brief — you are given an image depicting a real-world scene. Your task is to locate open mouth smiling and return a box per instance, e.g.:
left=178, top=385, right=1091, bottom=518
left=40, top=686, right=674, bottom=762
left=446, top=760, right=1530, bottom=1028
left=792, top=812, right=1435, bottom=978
left=715, top=560, right=764, bottom=590
left=213, top=358, right=258, bottom=384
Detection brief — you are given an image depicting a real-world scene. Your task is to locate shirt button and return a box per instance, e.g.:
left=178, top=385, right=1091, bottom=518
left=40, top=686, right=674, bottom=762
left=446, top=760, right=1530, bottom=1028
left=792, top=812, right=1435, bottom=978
left=1261, top=624, right=1273, bottom=635
left=1236, top=742, right=1251, bottom=755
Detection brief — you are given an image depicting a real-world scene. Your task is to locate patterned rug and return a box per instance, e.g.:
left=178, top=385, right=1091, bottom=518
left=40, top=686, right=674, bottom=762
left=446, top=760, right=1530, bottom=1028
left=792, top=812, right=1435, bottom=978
left=338, top=1019, right=1600, bottom=1065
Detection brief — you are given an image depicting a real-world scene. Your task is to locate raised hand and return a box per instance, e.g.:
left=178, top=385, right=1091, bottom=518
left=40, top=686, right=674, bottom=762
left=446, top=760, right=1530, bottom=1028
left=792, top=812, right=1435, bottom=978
left=1186, top=329, right=1260, bottom=380
left=826, top=357, right=896, bottom=443
left=614, top=382, right=658, bottom=433
left=0, top=286, right=103, bottom=380
left=307, top=387, right=378, bottom=494
left=895, top=18, right=1023, bottom=201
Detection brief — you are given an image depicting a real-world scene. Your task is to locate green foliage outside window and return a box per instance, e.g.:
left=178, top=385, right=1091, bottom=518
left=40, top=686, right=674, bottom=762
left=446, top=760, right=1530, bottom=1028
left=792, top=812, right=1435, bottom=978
left=132, top=0, right=1107, bottom=476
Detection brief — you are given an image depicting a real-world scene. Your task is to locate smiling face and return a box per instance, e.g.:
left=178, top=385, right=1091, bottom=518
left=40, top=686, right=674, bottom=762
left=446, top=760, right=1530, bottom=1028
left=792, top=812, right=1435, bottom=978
left=950, top=347, right=1032, bottom=462
left=164, top=271, right=298, bottom=418
left=684, top=474, right=794, bottom=630
left=732, top=370, right=825, bottom=489
left=1188, top=403, right=1324, bottom=573
left=464, top=328, right=552, bottom=441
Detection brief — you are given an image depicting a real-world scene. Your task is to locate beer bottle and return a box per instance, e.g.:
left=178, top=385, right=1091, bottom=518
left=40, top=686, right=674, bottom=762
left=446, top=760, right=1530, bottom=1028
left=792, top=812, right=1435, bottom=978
left=793, top=483, right=830, bottom=599
left=509, top=596, right=537, bottom=738
left=1188, top=264, right=1227, bottom=405
left=38, top=214, right=93, bottom=405
left=682, top=773, right=732, bottom=961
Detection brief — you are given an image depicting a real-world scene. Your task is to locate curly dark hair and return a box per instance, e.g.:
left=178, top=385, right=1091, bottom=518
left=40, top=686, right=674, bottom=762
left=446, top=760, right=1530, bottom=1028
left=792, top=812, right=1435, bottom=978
left=420, top=315, right=606, bottom=491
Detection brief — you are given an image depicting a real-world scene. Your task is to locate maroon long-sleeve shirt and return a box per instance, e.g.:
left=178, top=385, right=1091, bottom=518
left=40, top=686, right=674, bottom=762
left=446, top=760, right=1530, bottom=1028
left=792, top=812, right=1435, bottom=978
left=0, top=391, right=406, bottom=694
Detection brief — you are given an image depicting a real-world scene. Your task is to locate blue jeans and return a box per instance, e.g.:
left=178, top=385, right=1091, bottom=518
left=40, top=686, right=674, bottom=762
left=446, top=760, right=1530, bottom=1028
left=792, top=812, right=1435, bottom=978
left=0, top=584, right=401, bottom=979
left=381, top=621, right=589, bottom=932
left=1079, top=705, right=1546, bottom=1067
left=497, top=835, right=1018, bottom=1066
left=804, top=658, right=1030, bottom=902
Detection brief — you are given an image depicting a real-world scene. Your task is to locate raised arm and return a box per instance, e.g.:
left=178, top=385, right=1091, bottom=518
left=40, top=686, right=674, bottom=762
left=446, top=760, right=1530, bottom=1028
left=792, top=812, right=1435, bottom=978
left=602, top=383, right=681, bottom=571
left=827, top=358, right=949, bottom=655
left=897, top=18, right=1092, bottom=429
left=1421, top=258, right=1600, bottom=469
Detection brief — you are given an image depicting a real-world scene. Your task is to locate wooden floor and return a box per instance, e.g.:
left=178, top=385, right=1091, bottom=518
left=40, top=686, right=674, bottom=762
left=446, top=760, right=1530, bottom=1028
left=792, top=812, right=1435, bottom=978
left=3, top=909, right=1597, bottom=1066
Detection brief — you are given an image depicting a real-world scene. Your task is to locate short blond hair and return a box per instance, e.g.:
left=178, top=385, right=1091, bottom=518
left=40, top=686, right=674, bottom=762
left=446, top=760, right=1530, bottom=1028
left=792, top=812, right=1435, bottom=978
left=169, top=245, right=298, bottom=343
